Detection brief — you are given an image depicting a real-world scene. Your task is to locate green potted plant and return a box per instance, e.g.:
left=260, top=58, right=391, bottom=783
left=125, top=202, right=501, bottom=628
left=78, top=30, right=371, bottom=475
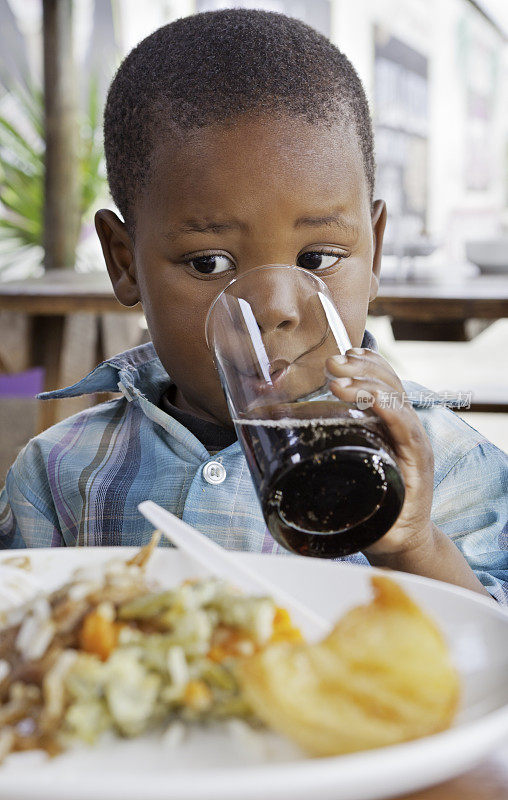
left=0, top=76, right=106, bottom=279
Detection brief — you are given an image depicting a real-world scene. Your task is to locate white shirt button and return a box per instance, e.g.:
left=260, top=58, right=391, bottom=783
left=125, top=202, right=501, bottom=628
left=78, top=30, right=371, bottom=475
left=202, top=461, right=227, bottom=485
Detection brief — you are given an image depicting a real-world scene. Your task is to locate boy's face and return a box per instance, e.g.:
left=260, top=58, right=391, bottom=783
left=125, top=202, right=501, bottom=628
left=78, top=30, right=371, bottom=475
left=96, top=114, right=386, bottom=425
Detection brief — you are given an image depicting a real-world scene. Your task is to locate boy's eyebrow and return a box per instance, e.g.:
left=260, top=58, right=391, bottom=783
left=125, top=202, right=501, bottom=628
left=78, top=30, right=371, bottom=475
left=163, top=219, right=247, bottom=240
left=294, top=210, right=358, bottom=236
left=163, top=210, right=358, bottom=241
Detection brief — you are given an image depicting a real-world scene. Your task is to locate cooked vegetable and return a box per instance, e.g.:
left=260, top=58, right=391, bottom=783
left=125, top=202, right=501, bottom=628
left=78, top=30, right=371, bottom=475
left=79, top=607, right=120, bottom=661
left=0, top=536, right=299, bottom=762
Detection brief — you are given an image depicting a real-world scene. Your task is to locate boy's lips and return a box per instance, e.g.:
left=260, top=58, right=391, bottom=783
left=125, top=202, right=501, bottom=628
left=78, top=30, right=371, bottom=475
left=240, top=358, right=293, bottom=395
left=268, top=359, right=291, bottom=382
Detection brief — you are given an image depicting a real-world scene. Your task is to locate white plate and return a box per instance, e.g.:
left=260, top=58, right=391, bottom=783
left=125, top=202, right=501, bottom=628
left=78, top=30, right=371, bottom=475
left=0, top=547, right=507, bottom=800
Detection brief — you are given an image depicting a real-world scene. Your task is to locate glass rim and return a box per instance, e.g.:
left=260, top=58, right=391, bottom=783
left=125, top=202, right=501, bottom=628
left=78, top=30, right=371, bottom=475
left=204, top=263, right=331, bottom=350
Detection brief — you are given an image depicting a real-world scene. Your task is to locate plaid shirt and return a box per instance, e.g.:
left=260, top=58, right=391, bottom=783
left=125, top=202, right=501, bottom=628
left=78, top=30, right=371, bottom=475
left=1, top=342, right=507, bottom=602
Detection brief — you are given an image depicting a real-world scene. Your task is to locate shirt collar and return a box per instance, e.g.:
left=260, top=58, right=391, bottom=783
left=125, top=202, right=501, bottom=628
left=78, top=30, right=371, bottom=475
left=38, top=342, right=168, bottom=402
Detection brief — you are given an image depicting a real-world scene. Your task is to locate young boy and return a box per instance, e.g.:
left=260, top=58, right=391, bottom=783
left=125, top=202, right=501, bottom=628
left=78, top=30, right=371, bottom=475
left=0, top=10, right=506, bottom=602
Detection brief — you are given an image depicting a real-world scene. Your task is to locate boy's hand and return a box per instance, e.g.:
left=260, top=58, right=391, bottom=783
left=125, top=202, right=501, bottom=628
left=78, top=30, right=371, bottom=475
left=326, top=348, right=435, bottom=557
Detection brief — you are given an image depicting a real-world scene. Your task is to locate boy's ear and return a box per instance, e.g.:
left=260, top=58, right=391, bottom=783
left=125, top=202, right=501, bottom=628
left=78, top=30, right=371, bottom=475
left=368, top=199, right=387, bottom=303
left=95, top=209, right=140, bottom=307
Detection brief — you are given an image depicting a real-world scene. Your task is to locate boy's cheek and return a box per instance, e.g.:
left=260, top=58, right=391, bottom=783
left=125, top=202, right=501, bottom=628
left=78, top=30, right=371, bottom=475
left=151, top=321, right=228, bottom=414
left=325, top=263, right=373, bottom=346
left=336, top=302, right=369, bottom=348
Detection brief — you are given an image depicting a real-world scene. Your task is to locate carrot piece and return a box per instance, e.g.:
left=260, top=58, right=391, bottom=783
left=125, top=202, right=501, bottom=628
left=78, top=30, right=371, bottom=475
left=270, top=607, right=303, bottom=644
left=79, top=610, right=120, bottom=661
left=182, top=680, right=213, bottom=711
left=207, top=645, right=228, bottom=663
left=207, top=627, right=252, bottom=662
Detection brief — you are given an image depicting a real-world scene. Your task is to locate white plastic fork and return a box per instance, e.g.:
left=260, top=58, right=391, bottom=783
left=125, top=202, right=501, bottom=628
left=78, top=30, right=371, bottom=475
left=138, top=500, right=331, bottom=641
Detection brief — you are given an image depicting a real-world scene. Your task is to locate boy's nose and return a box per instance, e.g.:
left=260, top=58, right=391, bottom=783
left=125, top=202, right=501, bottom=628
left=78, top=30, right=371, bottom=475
left=256, top=300, right=299, bottom=335
left=239, top=269, right=300, bottom=335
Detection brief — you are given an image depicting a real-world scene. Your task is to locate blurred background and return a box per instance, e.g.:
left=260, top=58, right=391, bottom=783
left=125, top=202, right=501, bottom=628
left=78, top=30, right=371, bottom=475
left=0, top=0, right=507, bottom=481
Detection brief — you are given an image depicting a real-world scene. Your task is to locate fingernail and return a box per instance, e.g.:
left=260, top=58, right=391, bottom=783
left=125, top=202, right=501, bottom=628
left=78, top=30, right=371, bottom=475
left=332, top=354, right=347, bottom=364
left=348, top=348, right=364, bottom=355
left=332, top=377, right=352, bottom=387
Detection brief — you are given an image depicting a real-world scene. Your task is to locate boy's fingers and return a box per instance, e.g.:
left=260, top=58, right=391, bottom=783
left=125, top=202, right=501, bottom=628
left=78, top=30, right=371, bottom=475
left=326, top=350, right=404, bottom=393
left=329, top=377, right=432, bottom=468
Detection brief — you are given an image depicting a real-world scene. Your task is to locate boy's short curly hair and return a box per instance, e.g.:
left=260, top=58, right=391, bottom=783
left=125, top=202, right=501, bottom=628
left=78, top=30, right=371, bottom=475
left=104, top=9, right=375, bottom=231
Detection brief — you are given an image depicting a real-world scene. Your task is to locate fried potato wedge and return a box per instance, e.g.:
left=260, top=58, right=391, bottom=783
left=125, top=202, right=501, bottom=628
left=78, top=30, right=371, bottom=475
left=237, top=575, right=459, bottom=757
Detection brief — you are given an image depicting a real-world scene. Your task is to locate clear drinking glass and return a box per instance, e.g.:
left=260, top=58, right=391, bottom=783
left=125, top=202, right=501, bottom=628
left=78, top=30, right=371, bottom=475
left=205, top=265, right=405, bottom=557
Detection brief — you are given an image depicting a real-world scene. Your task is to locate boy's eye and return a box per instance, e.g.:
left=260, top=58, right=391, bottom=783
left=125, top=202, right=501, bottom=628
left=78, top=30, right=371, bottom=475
left=296, top=252, right=343, bottom=271
left=187, top=255, right=233, bottom=275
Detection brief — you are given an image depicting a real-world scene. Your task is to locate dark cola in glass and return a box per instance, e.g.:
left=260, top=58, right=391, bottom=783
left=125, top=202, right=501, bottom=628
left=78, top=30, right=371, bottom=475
left=236, top=400, right=405, bottom=557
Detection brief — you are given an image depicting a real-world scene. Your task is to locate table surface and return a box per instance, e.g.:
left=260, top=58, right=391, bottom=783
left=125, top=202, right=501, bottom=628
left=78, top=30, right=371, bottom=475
left=0, top=270, right=136, bottom=314
left=371, top=275, right=508, bottom=321
left=0, top=270, right=507, bottom=319
left=396, top=740, right=508, bottom=799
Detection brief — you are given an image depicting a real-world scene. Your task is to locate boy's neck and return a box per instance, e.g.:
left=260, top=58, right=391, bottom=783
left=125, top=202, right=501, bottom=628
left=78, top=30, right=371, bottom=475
left=170, top=385, right=233, bottom=427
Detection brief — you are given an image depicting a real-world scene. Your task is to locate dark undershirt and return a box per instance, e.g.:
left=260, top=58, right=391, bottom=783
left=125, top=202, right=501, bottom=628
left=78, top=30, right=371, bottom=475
left=159, top=330, right=376, bottom=453
left=160, top=385, right=237, bottom=452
